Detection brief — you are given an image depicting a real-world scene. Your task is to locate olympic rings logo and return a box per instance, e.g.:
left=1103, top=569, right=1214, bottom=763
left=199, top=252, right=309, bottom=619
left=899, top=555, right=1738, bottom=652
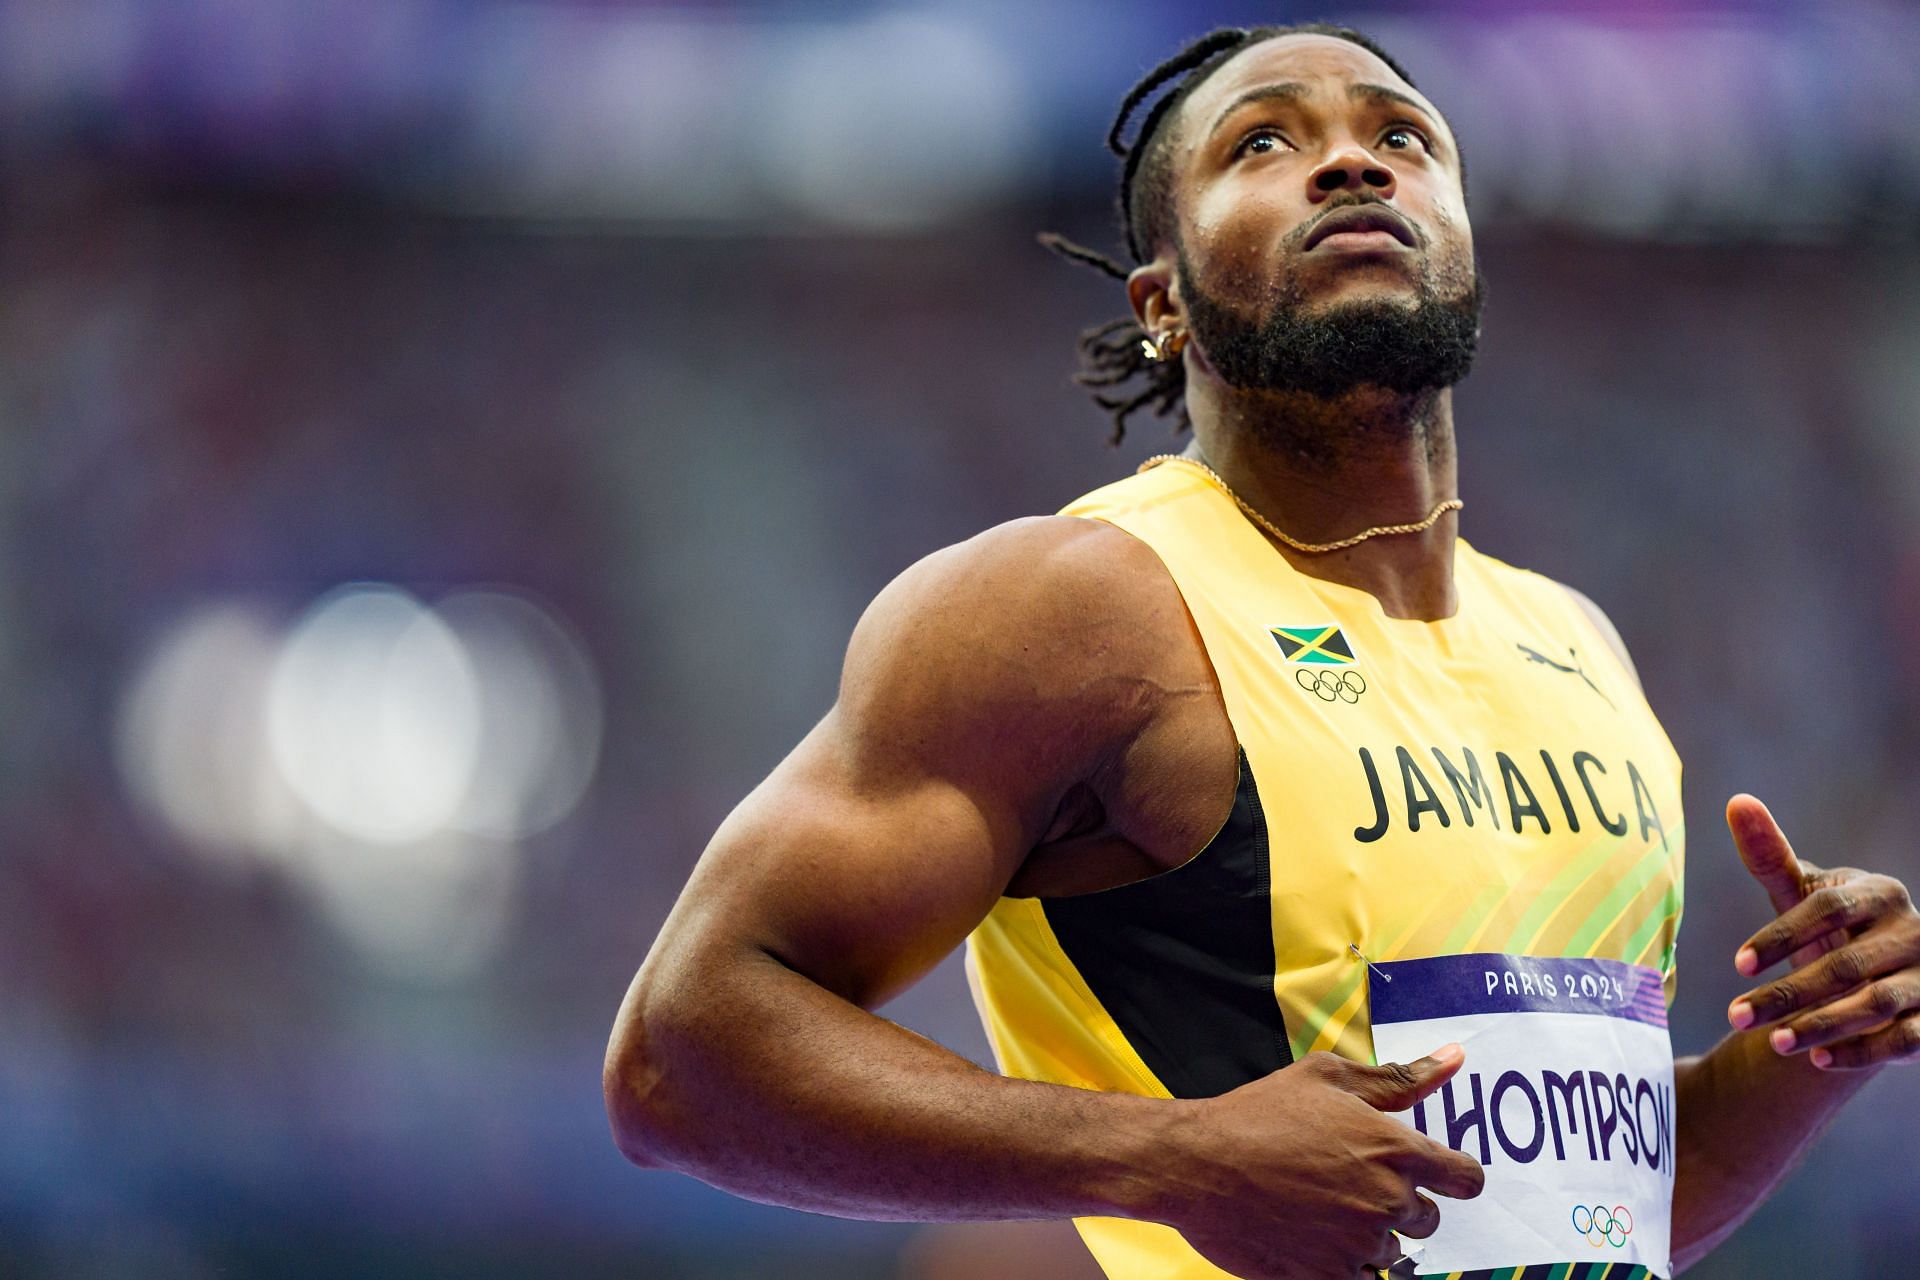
left=1295, top=668, right=1366, bottom=703
left=1570, top=1203, right=1633, bottom=1249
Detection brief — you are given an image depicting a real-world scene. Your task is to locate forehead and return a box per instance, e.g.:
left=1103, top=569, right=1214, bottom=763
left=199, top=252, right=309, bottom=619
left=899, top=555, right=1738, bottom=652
left=1173, top=33, right=1447, bottom=146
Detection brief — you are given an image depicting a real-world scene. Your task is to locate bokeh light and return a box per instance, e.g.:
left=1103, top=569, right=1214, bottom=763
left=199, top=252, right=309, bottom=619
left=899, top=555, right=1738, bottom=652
left=113, top=582, right=603, bottom=982
left=114, top=603, right=301, bottom=867
left=433, top=588, right=603, bottom=842
left=266, top=585, right=483, bottom=847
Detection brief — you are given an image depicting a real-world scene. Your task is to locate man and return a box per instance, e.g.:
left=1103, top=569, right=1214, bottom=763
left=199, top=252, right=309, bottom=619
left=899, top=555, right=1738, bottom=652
left=604, top=23, right=1920, bottom=1279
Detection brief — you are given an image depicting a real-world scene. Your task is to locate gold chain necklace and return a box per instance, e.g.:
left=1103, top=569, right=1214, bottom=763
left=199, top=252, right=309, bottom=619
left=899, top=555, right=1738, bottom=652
left=1139, top=454, right=1463, bottom=555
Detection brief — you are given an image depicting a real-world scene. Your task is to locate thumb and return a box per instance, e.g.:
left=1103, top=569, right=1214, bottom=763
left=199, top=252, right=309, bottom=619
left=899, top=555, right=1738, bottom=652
left=1727, top=794, right=1806, bottom=916
left=1335, top=1043, right=1464, bottom=1113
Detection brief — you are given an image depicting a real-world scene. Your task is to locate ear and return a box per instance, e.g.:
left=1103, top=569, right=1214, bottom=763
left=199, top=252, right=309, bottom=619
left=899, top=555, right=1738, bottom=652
left=1126, top=255, right=1183, bottom=335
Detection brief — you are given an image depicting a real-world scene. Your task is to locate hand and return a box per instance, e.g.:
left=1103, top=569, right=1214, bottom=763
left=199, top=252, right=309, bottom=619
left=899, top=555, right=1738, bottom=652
left=1725, top=794, right=1920, bottom=1070
left=1157, top=1046, right=1485, bottom=1280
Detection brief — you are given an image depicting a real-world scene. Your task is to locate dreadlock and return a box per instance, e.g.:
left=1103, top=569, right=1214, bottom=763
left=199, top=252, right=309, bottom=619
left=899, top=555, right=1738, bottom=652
left=1043, top=23, right=1423, bottom=444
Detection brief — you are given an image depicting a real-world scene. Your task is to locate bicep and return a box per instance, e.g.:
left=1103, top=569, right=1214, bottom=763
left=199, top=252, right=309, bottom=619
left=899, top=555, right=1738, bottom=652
left=650, top=517, right=1168, bottom=1011
left=670, top=713, right=1028, bottom=1010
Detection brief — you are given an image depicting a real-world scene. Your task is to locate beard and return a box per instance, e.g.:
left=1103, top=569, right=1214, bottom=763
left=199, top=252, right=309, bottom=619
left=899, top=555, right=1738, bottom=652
left=1179, top=243, right=1485, bottom=400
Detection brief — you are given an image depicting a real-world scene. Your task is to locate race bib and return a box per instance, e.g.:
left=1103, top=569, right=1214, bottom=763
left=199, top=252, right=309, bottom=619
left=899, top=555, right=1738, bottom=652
left=1367, top=953, right=1674, bottom=1278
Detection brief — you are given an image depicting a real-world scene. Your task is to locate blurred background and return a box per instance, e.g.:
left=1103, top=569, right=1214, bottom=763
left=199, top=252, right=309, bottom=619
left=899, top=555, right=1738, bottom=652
left=2, top=0, right=1918, bottom=1276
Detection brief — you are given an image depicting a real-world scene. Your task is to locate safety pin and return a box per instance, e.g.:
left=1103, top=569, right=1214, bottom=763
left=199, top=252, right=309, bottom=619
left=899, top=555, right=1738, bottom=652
left=1349, top=942, right=1391, bottom=983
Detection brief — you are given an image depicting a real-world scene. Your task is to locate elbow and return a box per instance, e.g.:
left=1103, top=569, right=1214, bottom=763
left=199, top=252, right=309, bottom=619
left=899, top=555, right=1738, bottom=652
left=604, top=977, right=687, bottom=1170
left=603, top=1042, right=666, bottom=1169
left=605, top=934, right=770, bottom=1173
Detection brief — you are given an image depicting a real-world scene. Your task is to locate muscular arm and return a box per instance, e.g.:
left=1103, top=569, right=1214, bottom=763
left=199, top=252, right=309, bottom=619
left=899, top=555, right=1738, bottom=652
left=607, top=518, right=1486, bottom=1280
left=603, top=516, right=1221, bottom=1222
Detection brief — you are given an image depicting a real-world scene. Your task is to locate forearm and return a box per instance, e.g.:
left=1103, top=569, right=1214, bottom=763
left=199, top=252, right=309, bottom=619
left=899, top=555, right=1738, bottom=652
left=1670, top=1031, right=1877, bottom=1269
left=604, top=943, right=1178, bottom=1224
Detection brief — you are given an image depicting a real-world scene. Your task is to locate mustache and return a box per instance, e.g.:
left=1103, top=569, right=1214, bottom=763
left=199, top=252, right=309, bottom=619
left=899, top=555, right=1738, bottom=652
left=1290, top=195, right=1427, bottom=252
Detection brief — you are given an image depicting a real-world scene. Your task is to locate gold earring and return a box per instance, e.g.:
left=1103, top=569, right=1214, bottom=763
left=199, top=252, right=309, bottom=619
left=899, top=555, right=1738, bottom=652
left=1140, top=328, right=1189, bottom=362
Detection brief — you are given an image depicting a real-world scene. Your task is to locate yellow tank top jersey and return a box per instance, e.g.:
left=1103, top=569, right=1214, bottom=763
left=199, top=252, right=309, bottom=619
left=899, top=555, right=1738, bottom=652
left=965, top=458, right=1684, bottom=1280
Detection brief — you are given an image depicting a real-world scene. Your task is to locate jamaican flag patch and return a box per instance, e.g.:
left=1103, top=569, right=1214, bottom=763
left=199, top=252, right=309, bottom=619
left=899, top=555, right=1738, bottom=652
left=1271, top=625, right=1357, bottom=665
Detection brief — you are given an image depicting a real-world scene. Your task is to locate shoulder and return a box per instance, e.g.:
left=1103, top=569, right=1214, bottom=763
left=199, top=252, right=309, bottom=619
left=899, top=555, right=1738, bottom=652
left=849, top=515, right=1188, bottom=674
left=838, top=515, right=1214, bottom=779
left=884, top=513, right=1171, bottom=612
left=1555, top=581, right=1643, bottom=691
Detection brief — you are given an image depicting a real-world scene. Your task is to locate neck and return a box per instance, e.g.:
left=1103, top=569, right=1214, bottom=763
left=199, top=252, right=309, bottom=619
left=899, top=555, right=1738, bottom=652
left=1183, top=379, right=1461, bottom=622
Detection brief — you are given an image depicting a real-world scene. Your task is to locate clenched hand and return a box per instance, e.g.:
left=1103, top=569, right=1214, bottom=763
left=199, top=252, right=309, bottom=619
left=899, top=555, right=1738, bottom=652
left=1156, top=1046, right=1486, bottom=1280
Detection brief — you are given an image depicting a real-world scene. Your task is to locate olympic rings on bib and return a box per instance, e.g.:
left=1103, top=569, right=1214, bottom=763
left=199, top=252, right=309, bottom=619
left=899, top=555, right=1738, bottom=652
left=1295, top=668, right=1366, bottom=702
left=1570, top=1203, right=1633, bottom=1248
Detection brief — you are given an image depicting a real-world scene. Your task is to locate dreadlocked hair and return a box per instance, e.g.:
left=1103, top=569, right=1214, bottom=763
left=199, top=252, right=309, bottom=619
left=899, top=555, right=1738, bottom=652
left=1041, top=23, right=1422, bottom=445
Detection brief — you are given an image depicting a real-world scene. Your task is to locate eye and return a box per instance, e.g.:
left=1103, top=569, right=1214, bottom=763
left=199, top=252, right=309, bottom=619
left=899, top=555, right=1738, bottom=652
left=1380, top=124, right=1432, bottom=153
left=1233, top=127, right=1291, bottom=160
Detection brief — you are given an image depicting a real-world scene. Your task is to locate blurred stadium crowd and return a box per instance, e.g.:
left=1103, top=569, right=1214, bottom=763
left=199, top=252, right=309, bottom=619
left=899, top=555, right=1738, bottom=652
left=2, top=1, right=1919, bottom=1277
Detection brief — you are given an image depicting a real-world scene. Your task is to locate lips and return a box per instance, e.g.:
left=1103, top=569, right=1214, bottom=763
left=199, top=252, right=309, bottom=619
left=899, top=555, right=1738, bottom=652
left=1302, top=204, right=1418, bottom=251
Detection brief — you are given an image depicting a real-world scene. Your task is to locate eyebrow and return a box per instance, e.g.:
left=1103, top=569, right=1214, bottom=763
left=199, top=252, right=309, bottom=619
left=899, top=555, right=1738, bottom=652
left=1349, top=82, right=1433, bottom=121
left=1205, top=80, right=1440, bottom=143
left=1205, top=82, right=1307, bottom=140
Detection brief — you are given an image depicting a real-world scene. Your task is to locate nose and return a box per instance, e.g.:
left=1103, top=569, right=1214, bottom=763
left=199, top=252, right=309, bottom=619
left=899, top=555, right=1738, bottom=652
left=1307, top=144, right=1396, bottom=202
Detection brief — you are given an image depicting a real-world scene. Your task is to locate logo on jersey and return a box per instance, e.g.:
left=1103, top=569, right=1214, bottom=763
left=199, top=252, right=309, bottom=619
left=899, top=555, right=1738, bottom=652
left=1272, top=624, right=1357, bottom=665
left=1517, top=642, right=1615, bottom=711
left=1297, top=668, right=1366, bottom=703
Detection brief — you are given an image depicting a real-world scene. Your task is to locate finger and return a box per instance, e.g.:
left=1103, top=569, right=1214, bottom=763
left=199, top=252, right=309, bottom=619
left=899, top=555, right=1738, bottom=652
left=1397, top=1192, right=1443, bottom=1241
left=1727, top=794, right=1807, bottom=917
left=1361, top=1227, right=1405, bottom=1272
left=1769, top=974, right=1920, bottom=1054
left=1738, top=875, right=1894, bottom=975
left=1729, top=934, right=1898, bottom=1028
left=1810, top=1012, right=1920, bottom=1070
left=1328, top=1044, right=1464, bottom=1112
left=1404, top=1140, right=1486, bottom=1201
left=1774, top=862, right=1852, bottom=971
